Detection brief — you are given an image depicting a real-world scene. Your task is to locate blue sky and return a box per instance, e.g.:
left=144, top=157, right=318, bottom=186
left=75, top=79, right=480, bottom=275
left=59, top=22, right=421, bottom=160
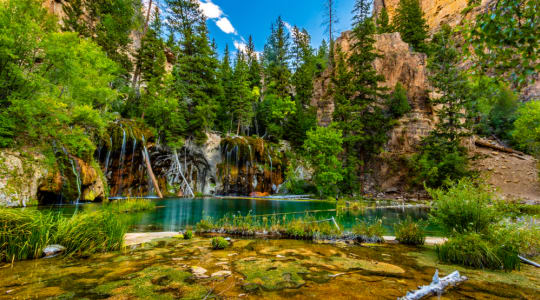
left=195, top=0, right=357, bottom=55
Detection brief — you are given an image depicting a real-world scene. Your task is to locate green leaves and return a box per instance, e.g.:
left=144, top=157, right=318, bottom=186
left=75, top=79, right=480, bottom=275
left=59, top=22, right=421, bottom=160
left=392, top=0, right=429, bottom=52
left=513, top=100, right=540, bottom=156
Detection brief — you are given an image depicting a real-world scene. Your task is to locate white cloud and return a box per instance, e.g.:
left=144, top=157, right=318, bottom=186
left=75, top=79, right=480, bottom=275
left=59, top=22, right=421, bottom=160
left=216, top=17, right=236, bottom=35
left=198, top=0, right=222, bottom=19
left=283, top=21, right=294, bottom=34
left=234, top=41, right=247, bottom=52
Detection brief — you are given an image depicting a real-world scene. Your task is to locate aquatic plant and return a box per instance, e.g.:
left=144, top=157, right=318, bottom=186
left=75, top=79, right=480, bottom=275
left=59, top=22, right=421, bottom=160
left=352, top=219, right=385, bottom=242
left=394, top=216, right=426, bottom=246
left=105, top=198, right=156, bottom=213
left=54, top=210, right=127, bottom=256
left=211, top=237, right=229, bottom=250
left=183, top=230, right=193, bottom=240
left=0, top=208, right=59, bottom=262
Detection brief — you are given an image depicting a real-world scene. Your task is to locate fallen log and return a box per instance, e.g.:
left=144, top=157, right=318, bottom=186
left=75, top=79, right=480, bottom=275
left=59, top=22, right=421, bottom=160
left=519, top=255, right=540, bottom=268
left=399, top=270, right=468, bottom=300
left=475, top=139, right=526, bottom=156
left=142, top=149, right=163, bottom=199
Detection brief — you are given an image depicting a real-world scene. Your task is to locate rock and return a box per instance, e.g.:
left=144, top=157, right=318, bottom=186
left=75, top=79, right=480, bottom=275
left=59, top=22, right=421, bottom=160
left=43, top=245, right=66, bottom=258
left=211, top=270, right=231, bottom=277
left=191, top=266, right=209, bottom=279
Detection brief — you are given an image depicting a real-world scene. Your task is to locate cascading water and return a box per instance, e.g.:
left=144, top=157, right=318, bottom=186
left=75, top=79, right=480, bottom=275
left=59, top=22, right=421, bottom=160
left=116, top=127, right=127, bottom=196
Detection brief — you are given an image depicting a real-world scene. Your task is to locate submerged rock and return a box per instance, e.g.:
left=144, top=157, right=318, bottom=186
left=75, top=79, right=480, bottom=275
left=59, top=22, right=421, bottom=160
left=43, top=245, right=66, bottom=258
left=191, top=266, right=209, bottom=279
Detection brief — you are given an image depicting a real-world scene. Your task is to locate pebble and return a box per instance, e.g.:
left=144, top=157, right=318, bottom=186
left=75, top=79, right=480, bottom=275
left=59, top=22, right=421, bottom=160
left=211, top=270, right=232, bottom=277
left=191, top=266, right=209, bottom=278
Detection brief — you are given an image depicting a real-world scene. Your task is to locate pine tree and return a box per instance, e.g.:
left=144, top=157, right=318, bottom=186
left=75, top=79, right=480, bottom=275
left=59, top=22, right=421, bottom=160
left=263, top=16, right=291, bottom=99
left=377, top=7, right=392, bottom=33
left=167, top=0, right=220, bottom=143
left=231, top=51, right=254, bottom=134
left=246, top=35, right=262, bottom=89
left=392, top=0, right=428, bottom=52
left=331, top=0, right=389, bottom=194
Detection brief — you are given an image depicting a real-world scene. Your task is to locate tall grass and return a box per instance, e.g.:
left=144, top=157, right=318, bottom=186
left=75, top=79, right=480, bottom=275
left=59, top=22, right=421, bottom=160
left=394, top=216, right=426, bottom=246
left=104, top=198, right=156, bottom=213
left=0, top=208, right=59, bottom=262
left=1, top=207, right=128, bottom=262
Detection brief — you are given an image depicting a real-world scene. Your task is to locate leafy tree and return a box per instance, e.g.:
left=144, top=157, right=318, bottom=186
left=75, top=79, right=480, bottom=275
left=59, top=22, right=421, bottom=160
left=377, top=7, right=392, bottom=33
left=303, top=126, right=343, bottom=197
left=263, top=16, right=292, bottom=99
left=392, top=0, right=428, bottom=52
left=386, top=83, right=411, bottom=118
left=258, top=94, right=296, bottom=139
left=331, top=0, right=389, bottom=194
left=513, top=101, right=540, bottom=156
left=466, top=0, right=539, bottom=90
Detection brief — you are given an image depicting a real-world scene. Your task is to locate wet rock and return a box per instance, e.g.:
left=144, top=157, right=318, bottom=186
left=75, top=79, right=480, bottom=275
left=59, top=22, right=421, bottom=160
left=211, top=270, right=231, bottom=277
left=191, top=266, right=209, bottom=279
left=43, top=245, right=66, bottom=258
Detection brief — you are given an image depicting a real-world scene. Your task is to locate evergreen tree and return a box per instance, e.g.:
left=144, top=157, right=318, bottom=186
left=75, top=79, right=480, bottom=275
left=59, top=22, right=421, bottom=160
left=392, top=0, right=428, bottom=52
left=263, top=16, right=292, bottom=99
left=167, top=0, right=220, bottom=143
left=217, top=44, right=234, bottom=132
left=377, top=7, right=392, bottom=33
left=331, top=0, right=389, bottom=194
left=231, top=51, right=255, bottom=134
left=246, top=35, right=262, bottom=89
left=386, top=83, right=411, bottom=118
left=315, top=39, right=329, bottom=73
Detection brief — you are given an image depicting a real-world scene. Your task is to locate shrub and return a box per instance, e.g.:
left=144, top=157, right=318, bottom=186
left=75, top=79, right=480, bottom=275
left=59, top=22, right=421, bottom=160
left=394, top=216, right=426, bottom=245
left=387, top=83, right=411, bottom=118
left=183, top=230, right=193, bottom=240
left=285, top=219, right=307, bottom=238
left=0, top=208, right=58, bottom=262
left=211, top=237, right=228, bottom=250
left=428, top=179, right=500, bottom=235
left=352, top=219, right=385, bottom=242
left=55, top=211, right=127, bottom=256
left=437, top=233, right=501, bottom=269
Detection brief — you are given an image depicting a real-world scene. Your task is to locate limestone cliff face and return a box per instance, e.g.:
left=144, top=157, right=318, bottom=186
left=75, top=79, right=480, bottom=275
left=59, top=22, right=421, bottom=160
left=373, top=0, right=494, bottom=34
left=311, top=32, right=435, bottom=195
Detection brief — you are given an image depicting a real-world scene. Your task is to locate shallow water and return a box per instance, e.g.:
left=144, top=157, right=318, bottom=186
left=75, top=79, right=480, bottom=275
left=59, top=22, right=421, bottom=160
left=38, top=197, right=442, bottom=235
left=1, top=237, right=537, bottom=299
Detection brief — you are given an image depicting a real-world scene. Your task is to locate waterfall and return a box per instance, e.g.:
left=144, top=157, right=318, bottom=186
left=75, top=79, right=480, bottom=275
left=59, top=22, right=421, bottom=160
left=117, top=127, right=127, bottom=196
left=104, top=137, right=112, bottom=175
left=69, top=158, right=82, bottom=204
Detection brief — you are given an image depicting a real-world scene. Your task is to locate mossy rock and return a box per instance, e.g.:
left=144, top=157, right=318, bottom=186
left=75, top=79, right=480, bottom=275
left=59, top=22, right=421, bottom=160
left=234, top=258, right=308, bottom=291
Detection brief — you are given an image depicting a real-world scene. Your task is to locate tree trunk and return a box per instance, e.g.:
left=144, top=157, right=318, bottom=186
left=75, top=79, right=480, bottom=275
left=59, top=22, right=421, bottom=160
left=142, top=150, right=163, bottom=198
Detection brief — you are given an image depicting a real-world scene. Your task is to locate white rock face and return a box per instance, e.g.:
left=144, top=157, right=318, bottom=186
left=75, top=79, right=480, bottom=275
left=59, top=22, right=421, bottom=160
left=0, top=150, right=48, bottom=207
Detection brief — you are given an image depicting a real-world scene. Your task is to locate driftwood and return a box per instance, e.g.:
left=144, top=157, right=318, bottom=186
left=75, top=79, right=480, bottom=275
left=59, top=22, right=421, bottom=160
left=519, top=255, right=540, bottom=268
left=399, top=270, right=468, bottom=300
left=142, top=150, right=163, bottom=199
left=475, top=139, right=525, bottom=156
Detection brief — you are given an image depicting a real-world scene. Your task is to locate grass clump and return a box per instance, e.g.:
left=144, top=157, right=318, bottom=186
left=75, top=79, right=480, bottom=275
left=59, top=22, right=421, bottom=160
left=183, top=230, right=193, bottom=240
left=352, top=219, right=385, bottom=242
left=105, top=198, right=156, bottom=213
left=55, top=210, right=126, bottom=256
left=0, top=208, right=58, bottom=262
left=211, top=237, right=228, bottom=250
left=394, top=216, right=426, bottom=246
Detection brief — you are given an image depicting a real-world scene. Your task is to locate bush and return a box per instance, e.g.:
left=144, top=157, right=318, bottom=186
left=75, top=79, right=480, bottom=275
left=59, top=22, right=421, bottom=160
left=0, top=208, right=58, bottom=262
left=410, top=135, right=470, bottom=188
left=183, top=230, right=193, bottom=240
left=211, top=237, right=229, bottom=250
left=428, top=179, right=499, bottom=235
left=513, top=100, right=540, bottom=156
left=394, top=216, right=426, bottom=245
left=387, top=83, right=411, bottom=118
left=352, top=219, right=385, bottom=242
left=55, top=211, right=127, bottom=256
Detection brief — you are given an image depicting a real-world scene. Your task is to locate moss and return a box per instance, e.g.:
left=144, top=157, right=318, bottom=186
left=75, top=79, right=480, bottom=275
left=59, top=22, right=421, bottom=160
left=235, top=258, right=308, bottom=291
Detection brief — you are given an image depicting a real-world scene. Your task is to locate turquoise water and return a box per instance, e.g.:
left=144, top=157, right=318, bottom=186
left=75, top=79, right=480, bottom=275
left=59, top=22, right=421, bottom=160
left=40, top=197, right=441, bottom=235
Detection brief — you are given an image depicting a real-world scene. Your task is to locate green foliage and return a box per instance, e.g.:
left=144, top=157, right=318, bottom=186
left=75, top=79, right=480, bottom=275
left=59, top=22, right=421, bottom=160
left=211, top=237, right=229, bottom=250
left=258, top=94, right=296, bottom=139
left=392, top=0, right=428, bottom=52
left=55, top=210, right=126, bottom=256
left=428, top=179, right=499, bottom=236
left=410, top=135, right=470, bottom=188
left=0, top=207, right=58, bottom=262
left=105, top=198, right=156, bottom=213
left=394, top=216, right=425, bottom=245
left=263, top=16, right=292, bottom=99
left=387, top=83, right=411, bottom=118
left=0, top=207, right=127, bottom=262
left=513, top=100, right=540, bottom=156
left=231, top=51, right=255, bottom=134
left=437, top=233, right=507, bottom=270
left=377, top=7, right=392, bottom=33
left=303, top=126, right=344, bottom=196
left=352, top=219, right=385, bottom=241
left=183, top=230, right=193, bottom=240
left=331, top=1, right=390, bottom=194
left=465, top=0, right=539, bottom=90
